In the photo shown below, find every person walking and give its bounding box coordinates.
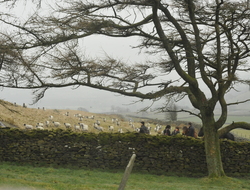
[187,122,195,137]
[172,126,180,136]
[163,125,171,136]
[139,121,149,134]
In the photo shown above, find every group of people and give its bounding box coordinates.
[163,125,180,136]
[139,121,195,137]
[163,122,195,137]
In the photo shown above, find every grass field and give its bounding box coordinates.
[0,101,250,189]
[1,99,250,139]
[0,162,250,190]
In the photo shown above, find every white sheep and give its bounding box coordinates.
[78,122,85,129]
[118,128,123,133]
[36,126,44,130]
[147,126,151,134]
[48,115,53,120]
[37,122,44,127]
[82,124,88,131]
[154,124,162,132]
[24,124,33,130]
[45,120,50,127]
[89,115,95,119]
[108,126,114,131]
[53,121,61,127]
[135,128,140,132]
[64,123,71,129]
[79,123,88,131]
[74,113,82,118]
[129,120,133,126]
[93,123,99,128]
[74,125,81,131]
[94,125,103,132]
[96,120,101,125]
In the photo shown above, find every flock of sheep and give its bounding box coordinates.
[22,110,164,135]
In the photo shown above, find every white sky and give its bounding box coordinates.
[0,1,250,114]
[0,34,153,112]
[0,1,154,113]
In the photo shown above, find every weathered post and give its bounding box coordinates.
[118,153,136,190]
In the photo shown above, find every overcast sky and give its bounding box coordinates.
[1,1,250,114]
[0,32,156,112]
[0,2,156,112]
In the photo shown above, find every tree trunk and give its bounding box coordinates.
[203,118,226,178]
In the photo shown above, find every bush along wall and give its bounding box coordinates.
[0,128,249,176]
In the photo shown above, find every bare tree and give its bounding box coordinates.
[1,0,250,177]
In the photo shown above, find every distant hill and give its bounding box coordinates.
[0,100,167,134]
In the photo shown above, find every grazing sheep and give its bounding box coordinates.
[78,122,84,128]
[82,124,88,131]
[147,126,152,134]
[74,113,82,118]
[37,122,44,127]
[118,128,123,133]
[89,115,95,119]
[45,120,50,127]
[108,125,114,131]
[94,125,103,132]
[78,123,88,131]
[24,124,33,130]
[36,126,44,130]
[129,120,133,126]
[103,118,106,122]
[74,125,81,131]
[154,124,162,132]
[53,121,61,127]
[93,123,99,128]
[64,123,71,129]
[96,120,101,125]
[49,115,53,120]
[135,128,140,132]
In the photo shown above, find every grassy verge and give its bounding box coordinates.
[0,162,250,190]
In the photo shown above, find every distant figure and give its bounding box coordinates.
[187,122,195,137]
[139,121,149,134]
[172,126,180,136]
[163,125,171,136]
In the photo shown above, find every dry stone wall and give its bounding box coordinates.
[0,128,249,176]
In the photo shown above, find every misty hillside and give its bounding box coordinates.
[0,100,170,135]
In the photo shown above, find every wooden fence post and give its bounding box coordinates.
[118,153,136,190]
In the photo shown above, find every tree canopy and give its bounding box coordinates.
[1,0,250,178]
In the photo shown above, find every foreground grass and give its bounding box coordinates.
[0,163,250,190]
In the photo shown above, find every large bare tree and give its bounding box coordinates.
[1,0,250,177]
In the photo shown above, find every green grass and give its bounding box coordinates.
[0,162,250,190]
